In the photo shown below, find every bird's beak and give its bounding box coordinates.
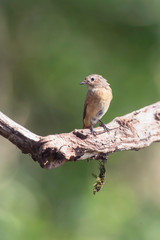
[80,81,85,85]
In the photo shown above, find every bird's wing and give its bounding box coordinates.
[83,102,87,121]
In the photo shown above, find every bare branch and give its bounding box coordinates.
[0,102,160,169]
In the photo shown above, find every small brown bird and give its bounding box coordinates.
[80,74,113,135]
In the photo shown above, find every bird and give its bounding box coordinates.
[80,74,113,135]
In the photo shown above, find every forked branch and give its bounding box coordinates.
[0,102,160,169]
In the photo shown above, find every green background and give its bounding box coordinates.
[0,0,160,239]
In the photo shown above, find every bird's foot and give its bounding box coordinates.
[90,125,97,136]
[99,120,110,132]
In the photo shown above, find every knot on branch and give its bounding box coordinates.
[35,138,68,169]
[73,129,88,140]
[39,147,66,169]
[155,111,160,121]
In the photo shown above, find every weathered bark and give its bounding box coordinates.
[0,102,160,169]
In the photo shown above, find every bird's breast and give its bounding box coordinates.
[90,87,112,105]
[86,87,112,119]
[83,86,113,128]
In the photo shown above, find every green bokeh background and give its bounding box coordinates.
[0,0,160,239]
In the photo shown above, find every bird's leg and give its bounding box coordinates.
[90,120,96,136]
[99,120,110,132]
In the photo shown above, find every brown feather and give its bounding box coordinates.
[81,74,113,130]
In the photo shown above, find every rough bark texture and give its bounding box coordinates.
[0,101,160,169]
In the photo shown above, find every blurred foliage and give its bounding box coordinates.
[0,0,160,239]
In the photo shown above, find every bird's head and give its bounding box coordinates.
[80,74,109,89]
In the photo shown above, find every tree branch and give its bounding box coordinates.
[0,102,160,169]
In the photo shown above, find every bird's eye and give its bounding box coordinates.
[91,77,95,81]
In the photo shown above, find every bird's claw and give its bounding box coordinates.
[90,126,97,136]
[99,120,110,132]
